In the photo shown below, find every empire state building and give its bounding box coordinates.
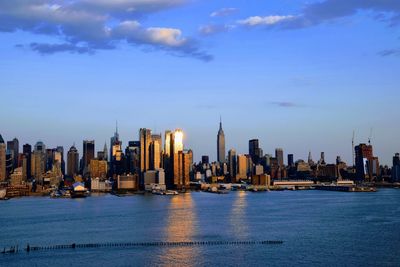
[217,118,225,163]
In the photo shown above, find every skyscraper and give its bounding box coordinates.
[171,129,186,189]
[150,134,162,170]
[67,145,79,177]
[110,126,123,177]
[56,146,65,175]
[31,141,46,182]
[355,143,376,181]
[23,144,32,179]
[0,134,6,181]
[217,118,225,163]
[140,128,152,174]
[164,130,172,157]
[288,154,294,167]
[110,123,121,162]
[7,137,19,169]
[249,139,262,164]
[103,142,108,162]
[82,140,95,173]
[228,149,237,181]
[237,154,247,180]
[275,148,284,167]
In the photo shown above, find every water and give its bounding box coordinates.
[1,189,399,266]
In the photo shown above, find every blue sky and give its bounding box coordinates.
[0,0,400,165]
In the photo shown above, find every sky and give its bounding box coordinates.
[0,0,400,165]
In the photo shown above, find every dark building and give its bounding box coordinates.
[288,154,294,167]
[392,153,400,182]
[355,143,374,181]
[82,140,95,173]
[7,137,19,169]
[249,139,262,165]
[201,155,209,165]
[23,144,32,179]
[67,145,79,177]
[126,141,140,175]
[228,149,237,180]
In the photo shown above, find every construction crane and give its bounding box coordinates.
[352,130,355,167]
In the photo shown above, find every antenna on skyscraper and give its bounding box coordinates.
[368,128,373,145]
[116,120,118,134]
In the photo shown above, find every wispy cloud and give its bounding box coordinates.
[270,101,304,108]
[210,7,238,18]
[0,0,212,61]
[237,0,400,29]
[238,15,295,26]
[198,24,233,36]
[378,48,400,57]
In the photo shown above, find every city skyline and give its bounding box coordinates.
[0,122,394,166]
[1,0,400,165]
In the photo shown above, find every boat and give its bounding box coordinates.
[165,190,179,195]
[0,188,7,200]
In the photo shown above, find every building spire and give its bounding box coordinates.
[116,120,118,134]
[219,115,222,130]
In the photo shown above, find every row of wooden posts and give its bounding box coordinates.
[2,240,283,254]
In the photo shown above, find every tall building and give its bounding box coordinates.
[275,148,284,167]
[392,153,400,182]
[7,137,19,169]
[140,128,152,173]
[90,159,108,179]
[164,130,172,157]
[170,129,187,189]
[217,118,225,163]
[355,143,374,181]
[56,146,65,175]
[288,154,294,167]
[110,126,123,177]
[126,141,140,174]
[249,139,262,165]
[237,154,247,180]
[23,144,32,180]
[201,155,209,165]
[103,142,108,162]
[173,149,192,189]
[110,122,120,161]
[150,134,162,170]
[82,140,95,173]
[31,141,46,183]
[228,149,237,181]
[0,134,6,181]
[319,152,326,165]
[67,145,79,177]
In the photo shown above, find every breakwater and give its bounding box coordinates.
[1,240,283,254]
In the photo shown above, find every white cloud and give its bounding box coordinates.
[198,24,233,36]
[237,15,295,26]
[210,7,238,17]
[0,0,212,61]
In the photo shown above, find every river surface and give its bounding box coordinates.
[1,189,399,266]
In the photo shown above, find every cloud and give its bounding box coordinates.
[0,0,212,61]
[237,0,400,29]
[238,15,295,26]
[29,43,95,54]
[378,48,400,57]
[198,24,233,36]
[270,101,303,108]
[210,7,238,18]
